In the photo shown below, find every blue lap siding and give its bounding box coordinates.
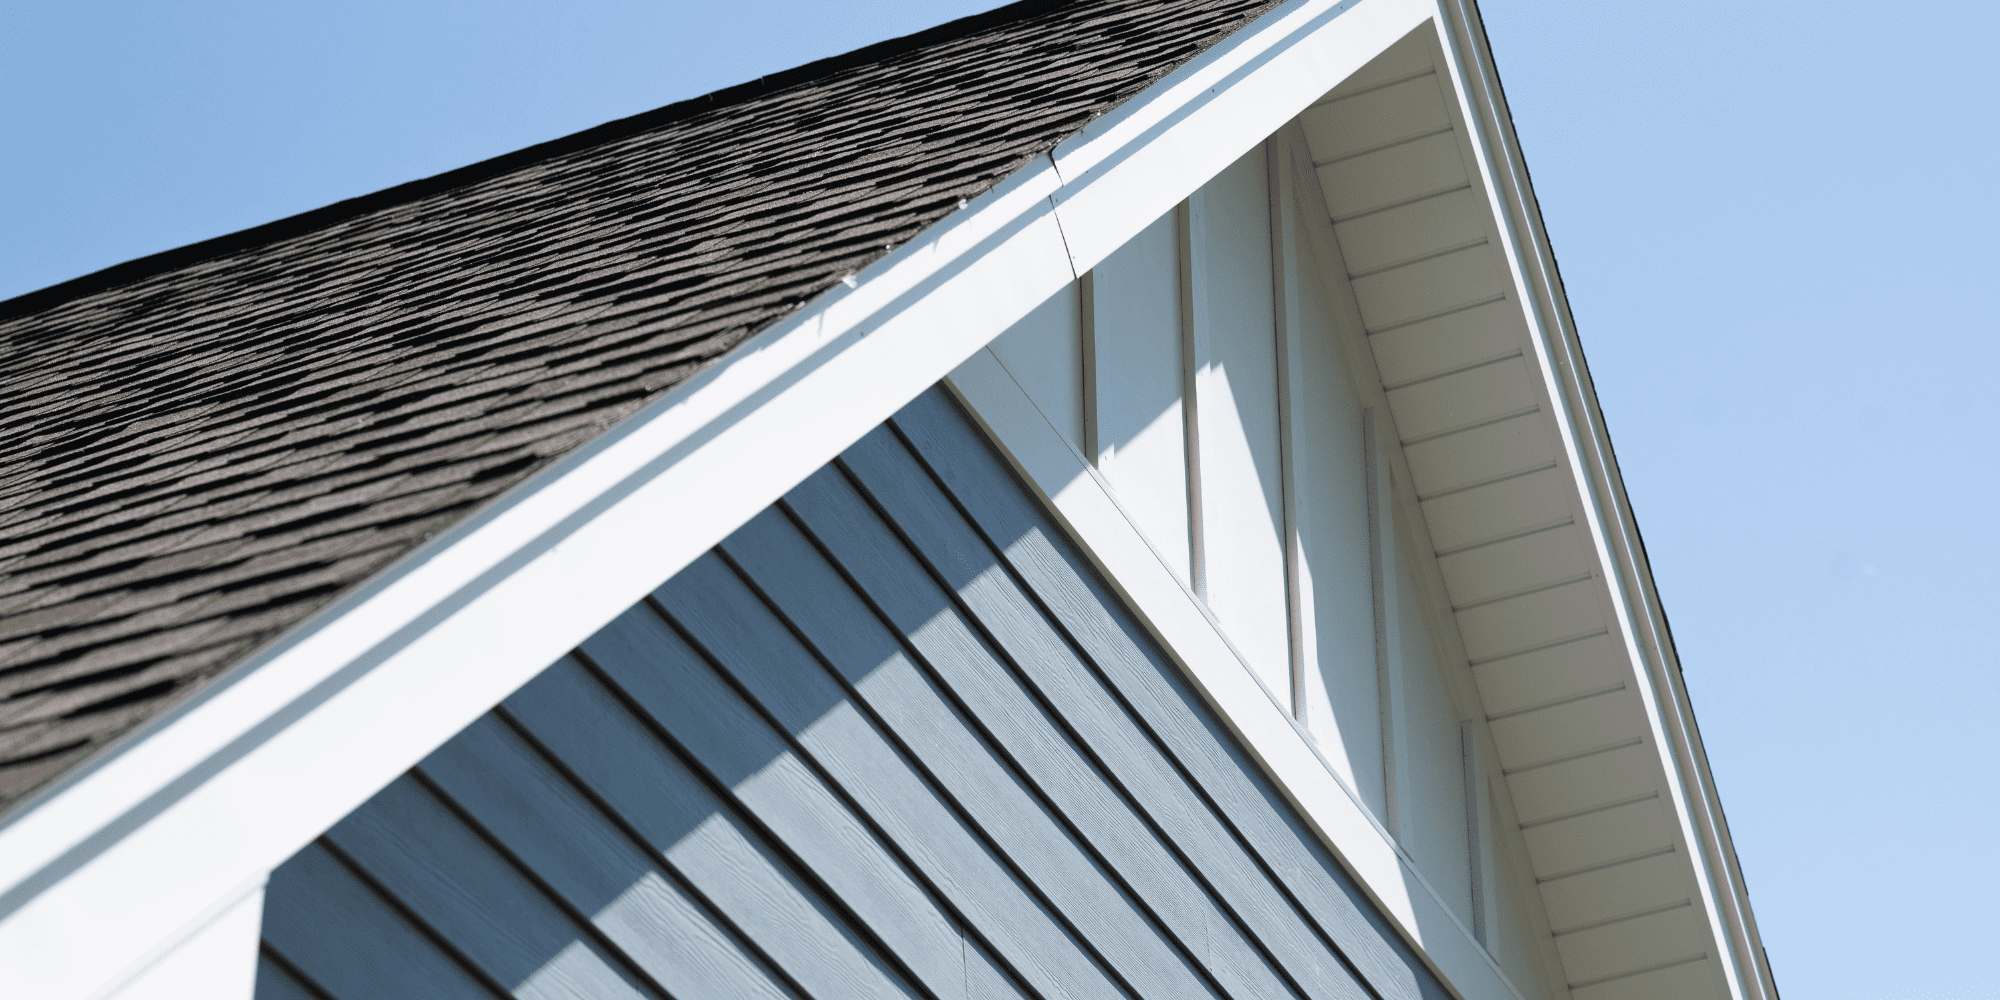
[257,387,1450,1000]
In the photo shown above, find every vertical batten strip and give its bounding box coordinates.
[1079,270,1100,466]
[1365,407,1409,843]
[1177,199,1208,601]
[1267,134,1310,723]
[1458,721,1487,948]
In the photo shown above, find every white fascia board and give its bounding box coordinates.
[0,1,1452,996]
[948,349,1529,1000]
[1422,2,1777,998]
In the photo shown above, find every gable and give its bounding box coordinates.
[0,4,1773,1000]
[0,0,1285,813]
[255,387,1454,1000]
[958,20,1776,1000]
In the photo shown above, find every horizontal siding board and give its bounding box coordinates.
[1366,300,1522,388]
[596,595,1119,1000]
[722,508,1296,1000]
[662,552,1146,1000]
[888,388,1448,1000]
[1537,852,1690,934]
[504,657,918,1000]
[1384,358,1538,446]
[254,956,322,1000]
[1554,905,1707,987]
[263,842,498,1000]
[808,435,1348,1000]
[764,468,1229,1000]
[1332,188,1490,277]
[416,716,797,1000]
[1418,466,1574,553]
[818,431,1373,1000]
[603,572,979,1000]
[323,776,655,1000]
[1315,133,1469,221]
[587,590,1102,1000]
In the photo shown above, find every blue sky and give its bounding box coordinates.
[5,2,1995,997]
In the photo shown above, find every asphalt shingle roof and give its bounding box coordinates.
[0,0,1285,813]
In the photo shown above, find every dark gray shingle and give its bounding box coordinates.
[0,0,1283,812]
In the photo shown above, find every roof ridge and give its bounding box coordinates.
[0,0,1072,324]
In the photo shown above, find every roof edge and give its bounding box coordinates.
[0,2,1484,996]
[0,0,1071,324]
[1433,1,1779,997]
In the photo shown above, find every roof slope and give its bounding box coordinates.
[0,0,1280,812]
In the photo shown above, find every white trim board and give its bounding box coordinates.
[0,1,1435,996]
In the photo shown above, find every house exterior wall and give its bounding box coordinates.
[982,128,1567,1000]
[255,388,1453,1000]
[1,11,1768,1000]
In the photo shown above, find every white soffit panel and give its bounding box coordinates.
[1300,11,1776,1000]
[0,1,1446,997]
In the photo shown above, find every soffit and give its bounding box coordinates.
[1301,27,1743,1000]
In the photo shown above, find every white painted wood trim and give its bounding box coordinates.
[0,2,1448,996]
[1419,2,1777,997]
[948,347,1531,1000]
[101,878,263,1000]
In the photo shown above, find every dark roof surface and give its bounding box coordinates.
[0,0,1283,813]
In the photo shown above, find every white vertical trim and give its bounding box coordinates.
[1269,134,1311,722]
[1458,721,1488,949]
[1079,269,1101,465]
[1366,407,1411,845]
[1177,198,1210,602]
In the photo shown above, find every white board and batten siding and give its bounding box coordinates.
[978,22,1767,1000]
[978,131,1566,999]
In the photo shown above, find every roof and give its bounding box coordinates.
[0,0,1284,813]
